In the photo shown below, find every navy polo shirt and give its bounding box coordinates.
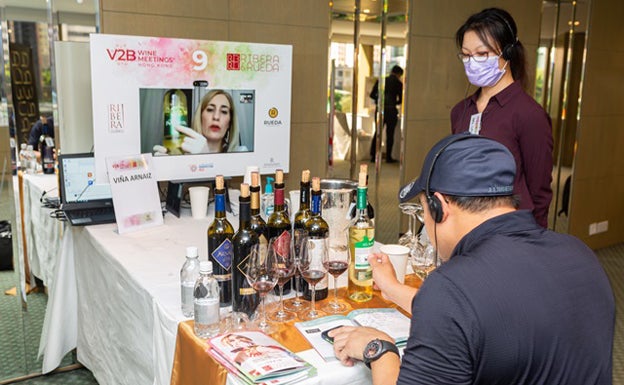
[397,210,614,385]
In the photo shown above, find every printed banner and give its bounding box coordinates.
[90,34,292,182]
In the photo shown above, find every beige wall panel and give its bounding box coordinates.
[574,116,624,180]
[229,0,329,28]
[100,0,227,20]
[410,0,542,44]
[401,118,450,183]
[406,36,466,121]
[569,177,624,248]
[585,0,624,52]
[579,48,624,117]
[285,122,328,191]
[101,12,229,40]
[228,22,329,125]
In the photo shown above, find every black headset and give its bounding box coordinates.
[425,135,480,223]
[494,11,518,61]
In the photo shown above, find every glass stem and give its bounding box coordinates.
[260,294,267,327]
[279,285,285,314]
[294,275,301,303]
[332,277,339,303]
[310,285,316,315]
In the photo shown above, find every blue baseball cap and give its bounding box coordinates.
[398,134,516,202]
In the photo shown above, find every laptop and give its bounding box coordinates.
[58,153,116,226]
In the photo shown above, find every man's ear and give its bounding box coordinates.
[434,192,450,223]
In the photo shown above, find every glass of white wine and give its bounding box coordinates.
[410,240,437,282]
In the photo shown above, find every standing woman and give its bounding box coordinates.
[451,8,553,228]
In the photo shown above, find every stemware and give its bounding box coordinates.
[283,229,310,312]
[321,241,351,314]
[398,203,416,247]
[299,237,328,321]
[245,244,278,333]
[266,236,297,322]
[411,233,437,281]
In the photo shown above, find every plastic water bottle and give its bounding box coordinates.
[180,246,200,317]
[26,145,36,173]
[19,143,27,171]
[194,261,220,338]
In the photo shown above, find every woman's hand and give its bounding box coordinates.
[176,125,209,154]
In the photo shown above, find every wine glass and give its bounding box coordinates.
[321,241,351,314]
[398,203,416,247]
[299,237,328,321]
[410,234,437,281]
[284,229,310,312]
[246,244,278,333]
[266,236,297,322]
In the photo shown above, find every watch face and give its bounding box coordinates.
[364,340,382,360]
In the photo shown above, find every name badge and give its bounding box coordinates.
[469,113,482,135]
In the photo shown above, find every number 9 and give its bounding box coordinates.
[192,50,207,71]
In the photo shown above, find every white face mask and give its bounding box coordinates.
[463,55,507,88]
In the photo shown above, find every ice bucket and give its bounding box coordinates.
[320,179,358,257]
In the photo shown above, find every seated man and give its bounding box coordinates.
[330,134,614,385]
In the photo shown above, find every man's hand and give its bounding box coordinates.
[176,125,209,154]
[329,326,393,367]
[369,253,417,313]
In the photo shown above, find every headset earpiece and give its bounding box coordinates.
[427,194,443,223]
[495,11,517,61]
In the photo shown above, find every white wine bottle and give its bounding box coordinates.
[347,165,374,302]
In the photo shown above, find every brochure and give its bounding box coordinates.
[295,308,410,361]
[208,331,316,384]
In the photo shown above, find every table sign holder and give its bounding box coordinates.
[106,153,163,234]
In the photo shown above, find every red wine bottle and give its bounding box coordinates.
[303,177,329,301]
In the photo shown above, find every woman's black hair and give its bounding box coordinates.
[455,8,528,88]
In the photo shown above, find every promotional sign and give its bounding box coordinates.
[106,154,163,234]
[9,43,40,145]
[90,34,292,183]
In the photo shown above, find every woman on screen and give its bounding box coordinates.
[176,89,247,154]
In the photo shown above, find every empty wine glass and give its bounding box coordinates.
[284,229,310,312]
[299,237,328,321]
[266,236,296,322]
[246,244,278,333]
[398,203,416,247]
[321,240,351,314]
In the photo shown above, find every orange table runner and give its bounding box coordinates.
[170,276,421,385]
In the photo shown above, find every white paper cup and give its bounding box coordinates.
[380,244,410,284]
[189,186,210,219]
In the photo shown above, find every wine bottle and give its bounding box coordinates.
[303,177,329,301]
[347,165,374,302]
[267,169,292,294]
[293,170,311,231]
[250,172,269,247]
[163,89,188,155]
[39,124,55,175]
[232,183,260,318]
[207,175,234,307]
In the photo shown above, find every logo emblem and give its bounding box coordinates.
[227,53,240,70]
[268,107,279,118]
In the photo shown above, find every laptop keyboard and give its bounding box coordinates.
[66,207,115,225]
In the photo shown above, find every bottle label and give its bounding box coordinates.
[240,287,256,295]
[354,235,374,269]
[311,194,322,214]
[194,298,219,324]
[215,193,225,213]
[273,230,291,258]
[275,188,284,205]
[356,187,368,210]
[212,239,233,271]
[236,251,252,280]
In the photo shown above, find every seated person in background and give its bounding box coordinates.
[178,89,247,154]
[26,115,55,161]
[330,133,614,385]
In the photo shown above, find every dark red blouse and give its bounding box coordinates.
[451,81,553,227]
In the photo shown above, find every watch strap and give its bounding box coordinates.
[363,339,400,368]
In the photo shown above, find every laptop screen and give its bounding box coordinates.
[59,154,113,204]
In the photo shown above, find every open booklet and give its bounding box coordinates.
[295,308,411,361]
[208,331,316,385]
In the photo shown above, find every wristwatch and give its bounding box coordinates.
[362,339,400,368]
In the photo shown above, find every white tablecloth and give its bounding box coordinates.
[41,203,375,384]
